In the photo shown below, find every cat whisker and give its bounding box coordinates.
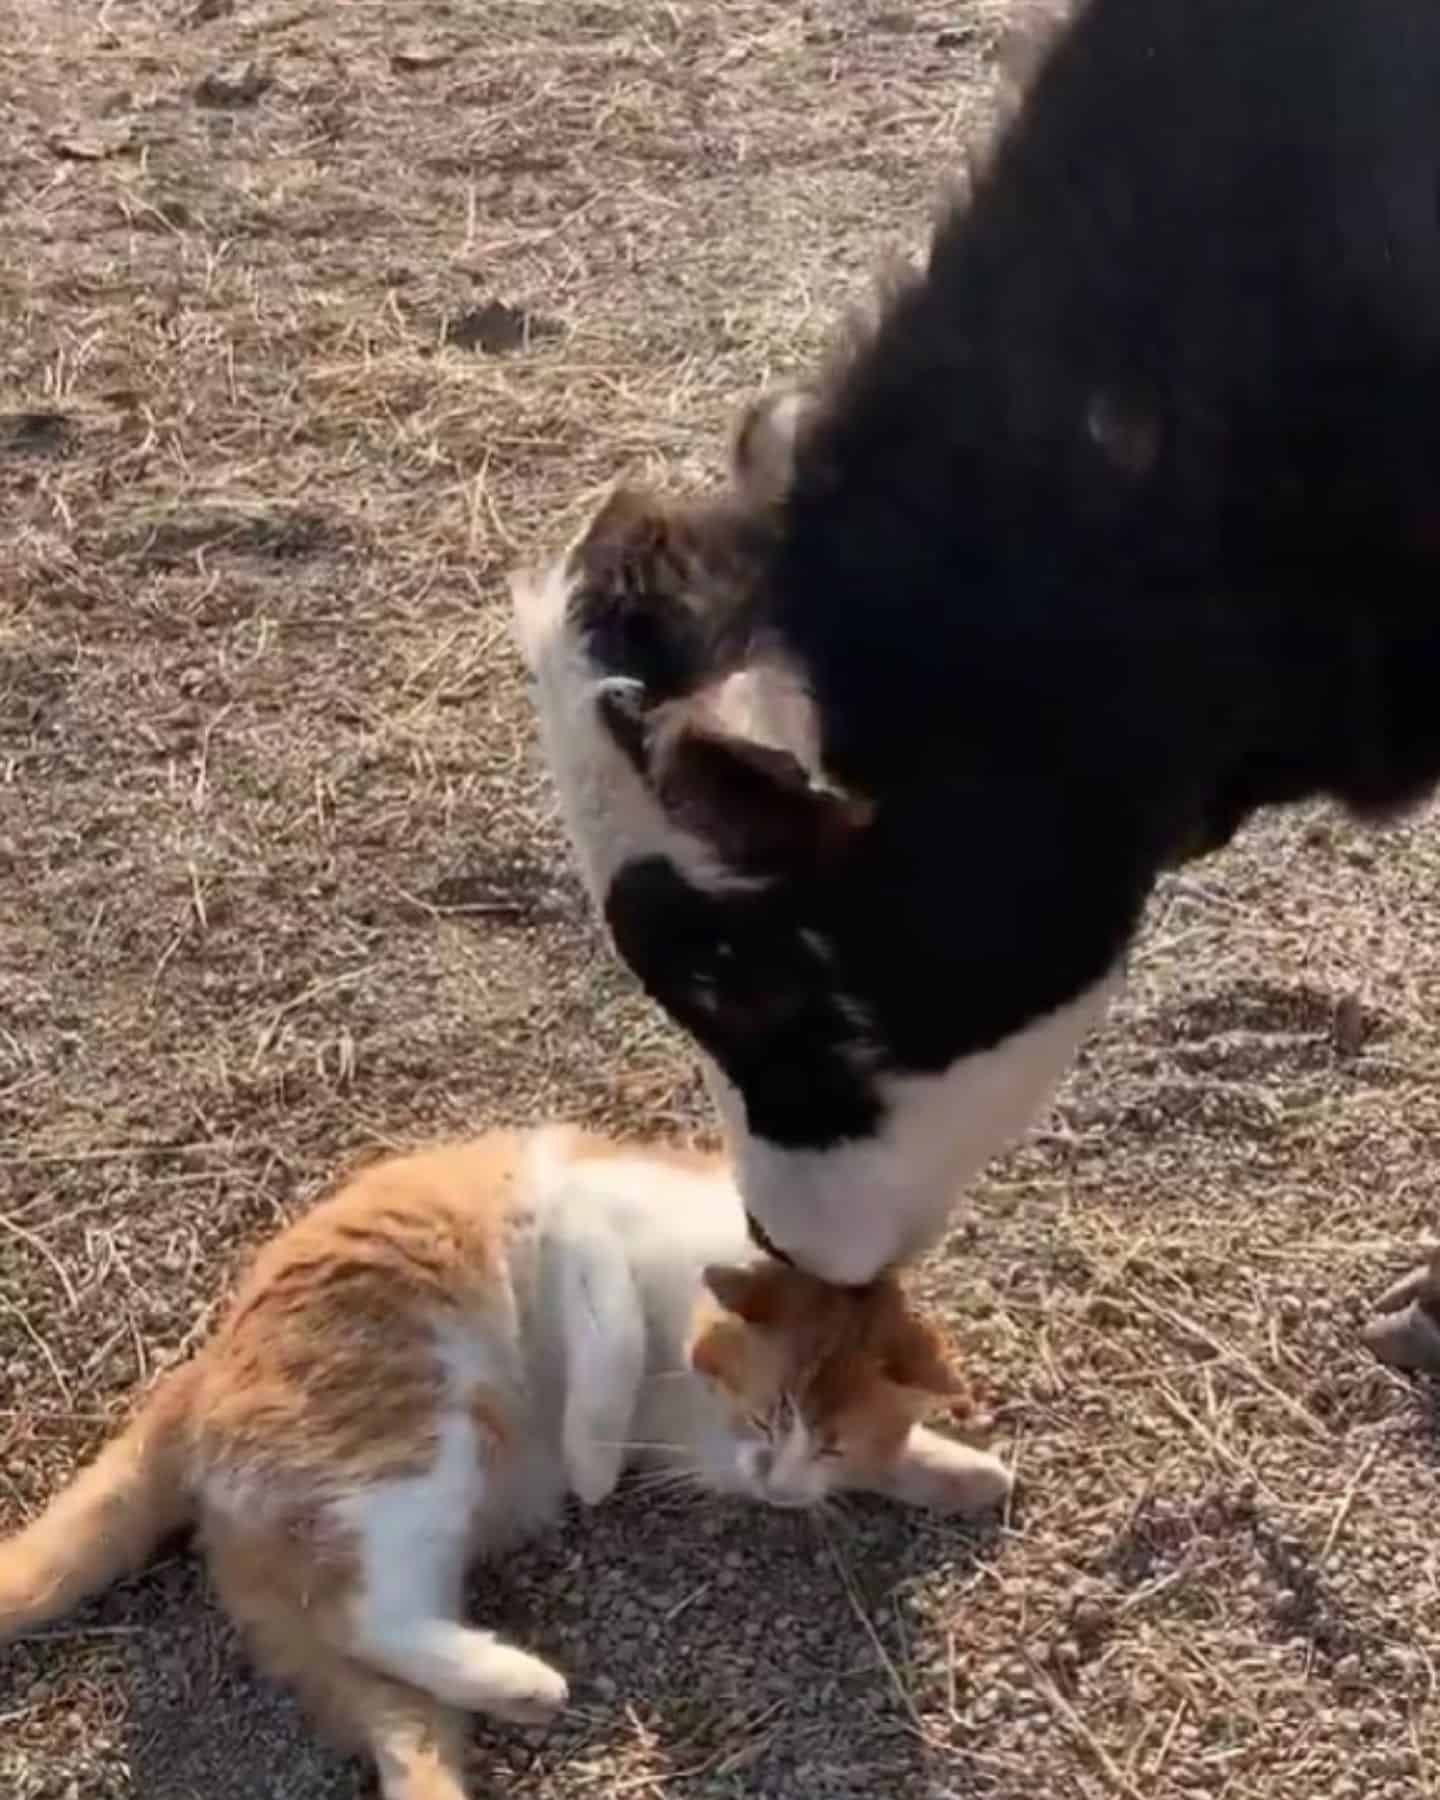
[625,1487,701,1513]
[626,1465,705,1496]
[627,1460,700,1484]
[593,1439,692,1453]
[816,1495,857,1528]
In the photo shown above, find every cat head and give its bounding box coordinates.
[687,1259,970,1509]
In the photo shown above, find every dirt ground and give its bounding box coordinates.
[5,2,1440,1796]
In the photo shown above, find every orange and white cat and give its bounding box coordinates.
[0,1125,1009,1800]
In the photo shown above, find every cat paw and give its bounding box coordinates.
[888,1430,1014,1519]
[925,1448,1013,1519]
[471,1645,569,1726]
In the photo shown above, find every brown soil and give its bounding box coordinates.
[3,3,1439,1797]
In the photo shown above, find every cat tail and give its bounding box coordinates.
[0,1360,199,1639]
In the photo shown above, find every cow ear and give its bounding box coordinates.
[650,662,874,875]
[569,486,712,642]
[509,484,691,677]
[557,484,726,703]
[571,486,681,587]
[994,0,1076,112]
[731,388,818,502]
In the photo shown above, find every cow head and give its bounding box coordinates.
[511,390,1126,1284]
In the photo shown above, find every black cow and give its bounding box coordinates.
[511,0,1440,1360]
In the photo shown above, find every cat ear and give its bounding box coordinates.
[731,387,819,501]
[688,1317,748,1386]
[572,485,680,586]
[882,1315,970,1415]
[702,1262,785,1325]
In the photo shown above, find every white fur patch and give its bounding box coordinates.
[553,1211,646,1505]
[338,1328,489,1670]
[508,549,577,677]
[709,968,1120,1285]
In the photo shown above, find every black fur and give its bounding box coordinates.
[585,0,1440,1164]
[777,0,1440,829]
[603,856,882,1147]
[747,0,1440,1058]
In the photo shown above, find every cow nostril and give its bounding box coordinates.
[751,1446,774,1482]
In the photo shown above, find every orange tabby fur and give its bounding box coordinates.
[0,1125,1006,1800]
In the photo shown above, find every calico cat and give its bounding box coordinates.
[0,1125,1010,1800]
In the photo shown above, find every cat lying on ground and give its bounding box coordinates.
[0,1124,1010,1800]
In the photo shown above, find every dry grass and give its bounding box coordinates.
[3,2,1440,1797]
